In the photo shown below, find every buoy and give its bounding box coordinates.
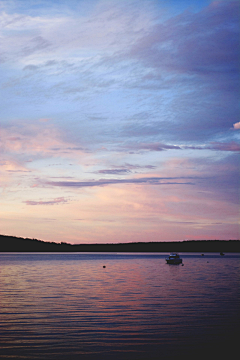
[103,265,106,268]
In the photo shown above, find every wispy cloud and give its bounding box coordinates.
[44,176,196,188]
[24,197,68,206]
[95,163,157,174]
[122,141,240,153]
[207,142,240,152]
[96,169,131,175]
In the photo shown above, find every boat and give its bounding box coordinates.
[166,253,182,265]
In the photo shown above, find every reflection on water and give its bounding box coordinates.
[0,253,239,359]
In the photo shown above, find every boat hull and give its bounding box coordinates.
[166,259,182,265]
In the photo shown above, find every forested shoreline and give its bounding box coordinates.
[0,235,239,252]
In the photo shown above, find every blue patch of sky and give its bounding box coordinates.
[1,0,99,17]
[155,0,212,14]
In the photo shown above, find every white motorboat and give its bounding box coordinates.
[166,253,182,265]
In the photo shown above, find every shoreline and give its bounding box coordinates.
[1,235,239,253]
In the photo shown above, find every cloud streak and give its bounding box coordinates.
[44,176,195,188]
[122,141,240,153]
[24,197,68,206]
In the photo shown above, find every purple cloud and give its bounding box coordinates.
[185,153,239,204]
[24,197,68,205]
[23,64,39,71]
[44,177,195,188]
[122,142,240,153]
[134,143,182,151]
[22,36,52,56]
[183,141,240,152]
[121,142,182,152]
[128,1,239,77]
[208,142,240,152]
[94,164,157,175]
[119,1,239,142]
[7,169,31,173]
[97,169,131,175]
[124,164,156,170]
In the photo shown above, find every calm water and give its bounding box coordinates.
[0,253,239,360]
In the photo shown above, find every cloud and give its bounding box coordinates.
[125,142,182,152]
[22,35,52,56]
[0,122,90,162]
[122,141,240,153]
[0,123,62,155]
[117,1,239,142]
[1,0,238,146]
[44,176,195,188]
[0,159,30,173]
[97,169,131,175]
[0,1,150,67]
[182,141,240,152]
[199,154,240,205]
[23,64,39,71]
[128,1,239,77]
[162,153,240,205]
[233,122,240,130]
[0,1,238,243]
[95,163,157,174]
[24,197,68,205]
[124,163,156,170]
[7,169,31,173]
[208,141,240,152]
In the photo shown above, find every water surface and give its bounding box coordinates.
[0,253,239,359]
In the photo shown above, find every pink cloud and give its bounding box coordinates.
[0,159,27,170]
[0,124,61,154]
[0,123,89,160]
[233,122,240,130]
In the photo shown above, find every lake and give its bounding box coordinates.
[0,253,239,360]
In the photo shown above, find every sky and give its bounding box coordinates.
[0,0,239,244]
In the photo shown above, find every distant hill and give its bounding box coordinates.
[0,235,239,252]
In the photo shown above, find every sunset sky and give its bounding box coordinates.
[0,0,239,244]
